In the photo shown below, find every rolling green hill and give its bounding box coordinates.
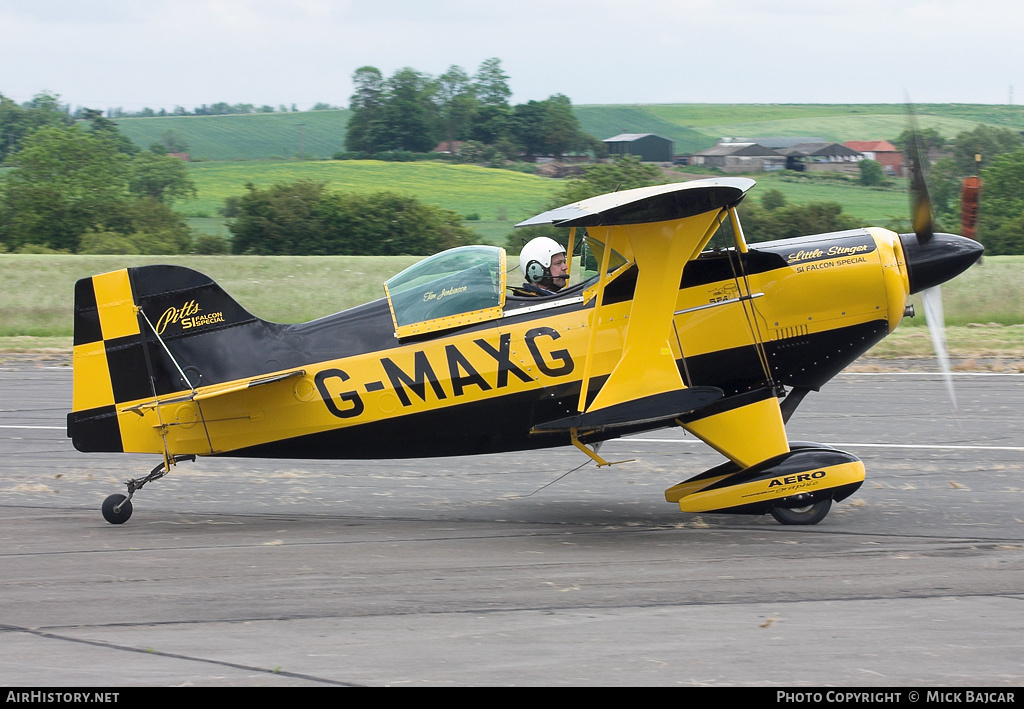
[112,109,351,161]
[179,159,560,246]
[109,103,1024,162]
[98,102,1024,245]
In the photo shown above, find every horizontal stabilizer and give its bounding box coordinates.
[119,369,307,416]
[532,386,723,433]
[516,178,754,228]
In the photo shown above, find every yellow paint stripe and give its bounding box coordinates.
[71,340,115,411]
[92,270,140,341]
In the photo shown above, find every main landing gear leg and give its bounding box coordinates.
[101,454,196,524]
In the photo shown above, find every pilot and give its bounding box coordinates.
[517,236,569,296]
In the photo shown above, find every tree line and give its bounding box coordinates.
[343,58,603,162]
[0,91,481,256]
[107,102,316,118]
[0,107,202,255]
[892,124,1024,255]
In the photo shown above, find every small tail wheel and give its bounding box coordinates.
[102,494,133,525]
[770,498,831,525]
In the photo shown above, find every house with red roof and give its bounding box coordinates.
[844,140,904,176]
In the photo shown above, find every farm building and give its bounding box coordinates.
[742,137,828,150]
[603,133,674,162]
[781,142,864,173]
[844,140,904,176]
[690,142,786,173]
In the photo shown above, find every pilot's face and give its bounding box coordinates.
[549,252,568,285]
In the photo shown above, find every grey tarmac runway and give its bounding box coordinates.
[1,362,1022,687]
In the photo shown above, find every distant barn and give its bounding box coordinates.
[603,133,674,162]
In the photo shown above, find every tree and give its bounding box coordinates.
[922,156,961,218]
[81,108,138,155]
[129,152,197,204]
[538,94,586,160]
[345,66,441,153]
[468,59,512,146]
[378,67,439,152]
[739,201,858,244]
[892,126,944,154]
[228,181,328,255]
[468,103,511,145]
[760,189,787,210]
[0,123,191,253]
[157,129,190,154]
[345,66,385,153]
[0,124,130,251]
[228,181,474,255]
[509,100,547,159]
[474,58,512,109]
[975,149,1024,255]
[0,91,74,162]
[510,94,591,161]
[951,125,1024,175]
[858,159,884,186]
[903,126,1024,254]
[435,65,477,153]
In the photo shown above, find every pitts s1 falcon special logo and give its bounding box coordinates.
[786,234,877,273]
[155,299,226,335]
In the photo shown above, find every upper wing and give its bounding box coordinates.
[516,178,754,228]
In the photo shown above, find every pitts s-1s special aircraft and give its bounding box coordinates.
[68,170,982,526]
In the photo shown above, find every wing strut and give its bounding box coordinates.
[724,208,778,392]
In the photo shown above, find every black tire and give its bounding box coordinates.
[102,494,133,525]
[770,498,831,525]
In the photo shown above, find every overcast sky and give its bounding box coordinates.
[2,0,1021,112]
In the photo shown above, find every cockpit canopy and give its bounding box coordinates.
[384,245,507,338]
[383,234,632,339]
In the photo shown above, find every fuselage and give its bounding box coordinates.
[69,223,981,462]
[156,228,908,459]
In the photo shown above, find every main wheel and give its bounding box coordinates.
[102,494,133,525]
[770,498,831,525]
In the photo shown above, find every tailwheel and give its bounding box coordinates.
[770,498,831,525]
[100,454,196,525]
[101,494,133,525]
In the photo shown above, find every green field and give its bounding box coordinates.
[641,103,1007,144]
[176,159,912,244]
[110,102,1024,162]
[180,159,557,223]
[112,109,352,161]
[745,172,911,226]
[3,255,1022,365]
[177,159,559,247]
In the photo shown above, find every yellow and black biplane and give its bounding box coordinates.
[68,173,982,526]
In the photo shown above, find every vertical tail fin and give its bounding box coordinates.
[67,265,262,453]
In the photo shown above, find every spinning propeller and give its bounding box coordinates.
[898,105,984,418]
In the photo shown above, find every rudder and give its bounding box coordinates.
[67,265,261,453]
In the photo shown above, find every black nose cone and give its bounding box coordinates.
[899,232,984,294]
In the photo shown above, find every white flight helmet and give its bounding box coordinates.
[520,236,566,284]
